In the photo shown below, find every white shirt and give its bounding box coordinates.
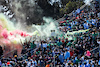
[98,12,100,17]
[65,63,68,67]
[27,61,31,66]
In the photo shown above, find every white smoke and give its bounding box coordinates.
[84,0,92,5]
[49,0,61,7]
[32,17,61,38]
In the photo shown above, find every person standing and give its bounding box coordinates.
[0,46,3,58]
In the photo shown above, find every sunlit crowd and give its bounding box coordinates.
[0,7,100,67]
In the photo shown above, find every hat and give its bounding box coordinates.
[7,61,10,65]
[14,55,17,57]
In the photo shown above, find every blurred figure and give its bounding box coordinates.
[0,46,3,58]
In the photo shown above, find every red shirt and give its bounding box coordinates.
[70,51,74,56]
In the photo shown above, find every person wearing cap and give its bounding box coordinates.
[6,61,13,67]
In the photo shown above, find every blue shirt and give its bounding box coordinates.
[65,51,70,60]
[98,60,100,65]
[59,54,64,63]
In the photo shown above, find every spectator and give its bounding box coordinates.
[0,46,3,58]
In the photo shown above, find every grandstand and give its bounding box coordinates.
[0,0,100,67]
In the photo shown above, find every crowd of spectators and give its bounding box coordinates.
[0,8,100,67]
[59,9,100,33]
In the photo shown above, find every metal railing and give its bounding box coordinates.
[83,46,99,57]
